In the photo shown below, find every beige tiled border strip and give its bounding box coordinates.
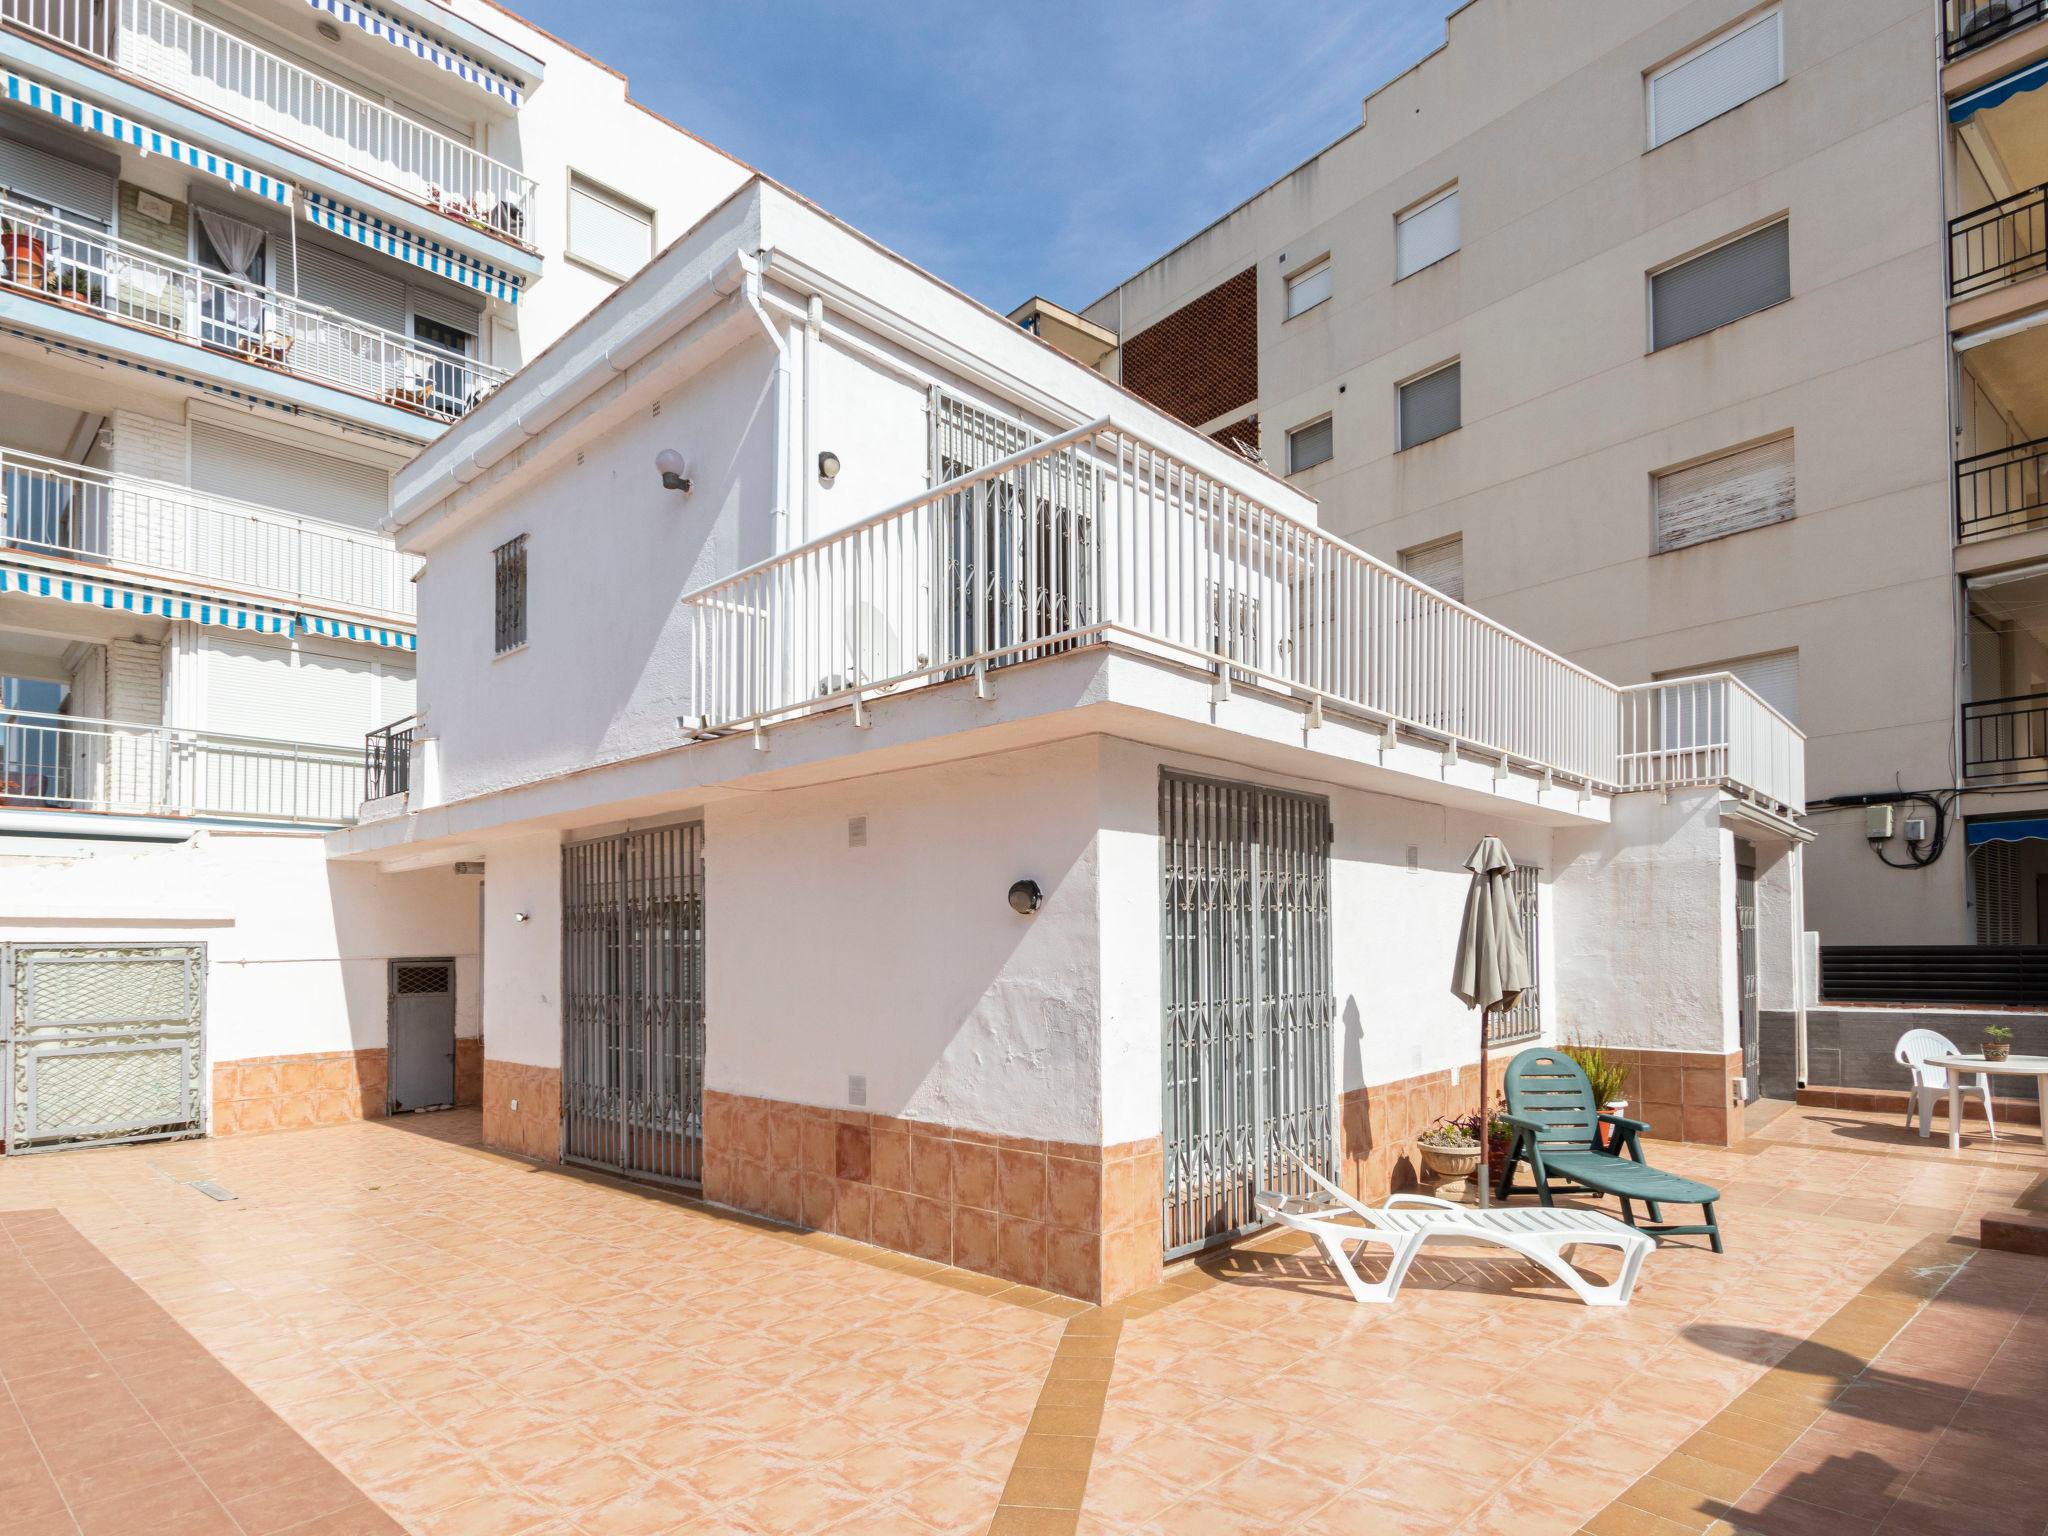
[1578,1232,1971,1536]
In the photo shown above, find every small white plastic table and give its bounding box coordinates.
[1930,1053,2048,1151]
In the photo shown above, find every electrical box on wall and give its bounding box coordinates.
[1903,817,1930,843]
[1865,805,1895,840]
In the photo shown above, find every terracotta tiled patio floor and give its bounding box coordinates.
[0,1105,2042,1535]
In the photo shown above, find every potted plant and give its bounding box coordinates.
[1417,1116,1483,1180]
[47,263,101,313]
[1,216,46,291]
[1984,1024,2013,1063]
[1565,1044,1632,1145]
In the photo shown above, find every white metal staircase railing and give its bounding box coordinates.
[680,417,1806,814]
[0,446,418,618]
[1,707,360,824]
[0,0,537,243]
[0,193,508,419]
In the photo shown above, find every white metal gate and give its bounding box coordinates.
[1160,774,1334,1258]
[2,944,206,1154]
[561,823,705,1186]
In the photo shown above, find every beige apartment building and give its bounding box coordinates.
[1017,0,2048,1005]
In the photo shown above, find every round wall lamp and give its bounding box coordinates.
[1007,879,1042,916]
[818,450,842,482]
[512,911,531,923]
[655,449,692,493]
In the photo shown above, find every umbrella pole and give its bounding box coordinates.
[1477,1008,1491,1208]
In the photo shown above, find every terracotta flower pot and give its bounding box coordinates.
[1985,1040,2011,1063]
[1419,1143,1481,1180]
[1601,1099,1629,1146]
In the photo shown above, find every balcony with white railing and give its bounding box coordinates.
[0,193,508,420]
[0,447,418,618]
[1,707,359,824]
[0,0,537,245]
[680,420,1807,816]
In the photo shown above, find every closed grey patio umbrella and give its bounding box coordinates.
[1452,836,1531,1208]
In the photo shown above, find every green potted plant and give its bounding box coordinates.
[1984,1023,2013,1063]
[46,262,101,312]
[1417,1116,1482,1180]
[1,215,46,291]
[1565,1044,1632,1144]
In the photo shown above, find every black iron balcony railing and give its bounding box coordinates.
[363,714,416,802]
[1957,435,2048,541]
[1945,0,2046,60]
[1964,692,2048,781]
[1950,185,2048,300]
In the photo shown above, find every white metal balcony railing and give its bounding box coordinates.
[1,707,359,824]
[681,419,1806,815]
[0,193,508,418]
[0,0,537,242]
[0,446,418,617]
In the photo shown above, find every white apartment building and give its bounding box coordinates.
[1035,0,2048,1023]
[0,0,745,1152]
[329,174,1808,1302]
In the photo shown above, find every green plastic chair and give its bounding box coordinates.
[1497,1047,1723,1253]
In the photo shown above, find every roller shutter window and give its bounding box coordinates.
[1401,535,1465,603]
[1287,416,1334,474]
[1651,220,1789,351]
[189,421,390,530]
[0,134,114,224]
[1398,362,1461,450]
[1974,841,2021,946]
[1648,8,1783,149]
[1654,436,1794,552]
[1284,259,1330,319]
[1394,187,1460,280]
[201,634,393,747]
[410,282,481,341]
[567,174,653,280]
[1727,650,1799,725]
[294,240,407,333]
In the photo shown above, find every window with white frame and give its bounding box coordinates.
[1285,258,1331,319]
[1398,362,1461,450]
[1654,435,1794,552]
[1400,534,1465,603]
[1647,8,1783,149]
[1650,220,1789,351]
[1287,416,1334,473]
[566,173,654,280]
[1394,186,1460,280]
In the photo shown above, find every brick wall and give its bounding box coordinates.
[108,409,186,483]
[1122,267,1257,429]
[1211,415,1259,459]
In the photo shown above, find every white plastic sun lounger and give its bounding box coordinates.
[1255,1156,1653,1307]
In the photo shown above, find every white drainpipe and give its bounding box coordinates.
[801,294,822,546]
[735,251,793,553]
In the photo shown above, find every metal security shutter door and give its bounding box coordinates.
[1399,364,1461,450]
[1652,222,1790,350]
[1728,650,1800,726]
[1655,437,1795,552]
[0,134,115,223]
[190,422,390,530]
[388,959,455,1113]
[562,823,705,1185]
[3,944,206,1153]
[567,177,652,278]
[1161,775,1334,1258]
[1649,10,1782,148]
[1395,188,1460,279]
[1402,535,1465,602]
[1492,865,1542,1044]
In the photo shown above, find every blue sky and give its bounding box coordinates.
[512,1,1464,313]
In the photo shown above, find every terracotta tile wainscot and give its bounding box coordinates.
[212,1040,485,1137]
[701,1090,1163,1304]
[482,1059,562,1162]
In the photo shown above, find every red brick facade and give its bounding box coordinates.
[1210,414,1259,459]
[1122,267,1257,429]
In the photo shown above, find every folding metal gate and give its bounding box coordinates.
[561,823,706,1185]
[1160,775,1334,1258]
[2,944,206,1154]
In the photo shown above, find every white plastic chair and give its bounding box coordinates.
[1896,1028,1996,1141]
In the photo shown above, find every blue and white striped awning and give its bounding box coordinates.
[1951,59,2048,123]
[0,563,292,633]
[303,192,522,304]
[296,613,416,651]
[305,0,526,107]
[2,71,293,206]
[1968,817,2048,846]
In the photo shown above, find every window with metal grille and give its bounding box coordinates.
[493,534,527,654]
[1655,436,1794,552]
[1491,864,1543,1042]
[393,962,451,995]
[1401,534,1465,603]
[1288,416,1334,473]
[1285,259,1330,319]
[1651,221,1790,351]
[1647,9,1782,150]
[1398,363,1461,450]
[1395,186,1460,280]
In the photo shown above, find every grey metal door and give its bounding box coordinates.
[2,944,205,1153]
[387,959,455,1113]
[1737,844,1759,1102]
[1161,774,1334,1258]
[562,822,705,1186]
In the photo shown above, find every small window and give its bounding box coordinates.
[566,173,653,280]
[1401,535,1465,603]
[1398,362,1461,451]
[1648,8,1783,149]
[1395,186,1460,281]
[493,534,527,654]
[1285,259,1331,319]
[1650,220,1789,351]
[1287,416,1334,474]
[1654,436,1794,553]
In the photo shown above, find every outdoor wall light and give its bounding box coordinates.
[1007,879,1042,916]
[512,911,531,923]
[818,450,842,482]
[655,449,692,493]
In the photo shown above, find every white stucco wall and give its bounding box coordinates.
[474,829,562,1069]
[0,829,479,1064]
